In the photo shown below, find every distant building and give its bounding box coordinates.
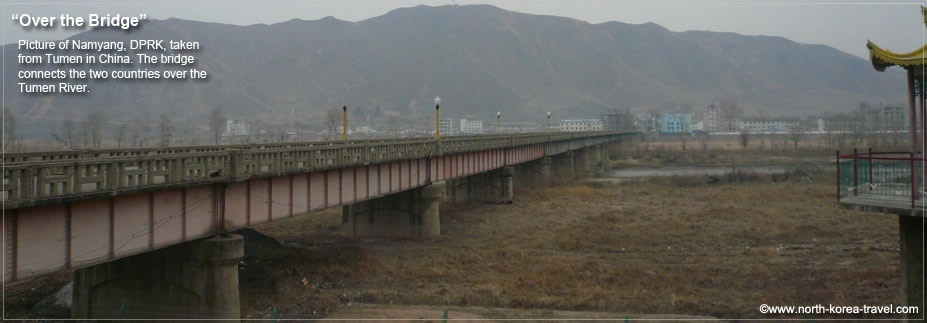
[225,120,250,136]
[703,103,722,132]
[439,118,457,136]
[498,121,541,133]
[881,105,907,131]
[601,111,633,131]
[658,113,691,134]
[739,118,799,133]
[634,112,659,132]
[691,120,704,131]
[459,119,483,134]
[559,119,604,132]
[820,115,856,133]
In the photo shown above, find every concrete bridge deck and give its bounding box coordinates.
[2,131,633,284]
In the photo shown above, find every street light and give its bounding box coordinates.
[342,105,347,141]
[547,111,551,135]
[496,111,501,134]
[435,96,441,140]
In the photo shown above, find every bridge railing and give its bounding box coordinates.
[2,131,630,209]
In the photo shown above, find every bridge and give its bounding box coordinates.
[2,131,634,319]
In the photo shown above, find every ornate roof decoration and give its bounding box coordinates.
[867,6,926,73]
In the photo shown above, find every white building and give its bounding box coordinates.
[225,120,250,136]
[498,122,541,133]
[558,119,604,132]
[459,119,483,134]
[703,103,722,132]
[739,119,799,133]
[439,118,457,136]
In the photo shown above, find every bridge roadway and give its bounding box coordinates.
[1,131,632,318]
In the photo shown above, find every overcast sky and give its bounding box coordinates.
[2,0,924,58]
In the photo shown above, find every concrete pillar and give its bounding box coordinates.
[73,234,244,320]
[599,145,609,172]
[343,181,445,238]
[443,168,513,204]
[899,215,925,320]
[539,156,552,185]
[421,183,443,237]
[553,151,575,183]
[500,166,514,204]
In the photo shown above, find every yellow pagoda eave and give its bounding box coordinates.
[867,41,927,72]
[867,6,926,75]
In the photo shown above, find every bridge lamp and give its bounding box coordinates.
[497,111,501,134]
[342,105,348,141]
[435,96,441,140]
[547,112,551,135]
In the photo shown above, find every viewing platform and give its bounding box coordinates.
[836,150,925,217]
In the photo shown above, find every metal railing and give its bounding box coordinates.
[1,131,632,209]
[837,149,924,208]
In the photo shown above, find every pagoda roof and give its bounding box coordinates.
[867,6,926,75]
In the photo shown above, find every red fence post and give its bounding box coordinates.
[853,148,858,196]
[868,148,873,192]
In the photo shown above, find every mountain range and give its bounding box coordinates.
[3,4,907,131]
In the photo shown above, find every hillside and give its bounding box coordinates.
[3,4,906,130]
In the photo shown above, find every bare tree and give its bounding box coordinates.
[325,108,339,140]
[128,117,141,148]
[116,124,128,148]
[208,107,226,145]
[86,110,107,148]
[127,111,152,148]
[788,123,805,149]
[739,128,750,150]
[159,114,174,147]
[720,99,742,132]
[4,108,17,152]
[697,132,710,150]
[63,117,75,149]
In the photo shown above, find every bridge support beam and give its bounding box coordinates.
[444,167,514,204]
[519,156,553,186]
[575,148,590,175]
[342,181,445,238]
[900,215,925,320]
[72,234,244,320]
[599,145,609,172]
[552,151,575,183]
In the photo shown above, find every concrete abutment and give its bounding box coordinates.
[72,234,244,320]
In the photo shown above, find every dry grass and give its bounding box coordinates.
[246,175,901,319]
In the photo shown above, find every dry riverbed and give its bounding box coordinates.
[243,173,901,320]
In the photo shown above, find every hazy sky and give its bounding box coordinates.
[2,0,924,58]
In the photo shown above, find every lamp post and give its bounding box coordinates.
[435,96,441,140]
[342,105,348,141]
[496,111,501,134]
[547,112,551,135]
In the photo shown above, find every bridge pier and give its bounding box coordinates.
[900,215,925,320]
[72,234,244,320]
[552,151,575,183]
[599,144,609,172]
[444,167,514,204]
[342,181,445,238]
[538,156,552,184]
[513,157,551,186]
